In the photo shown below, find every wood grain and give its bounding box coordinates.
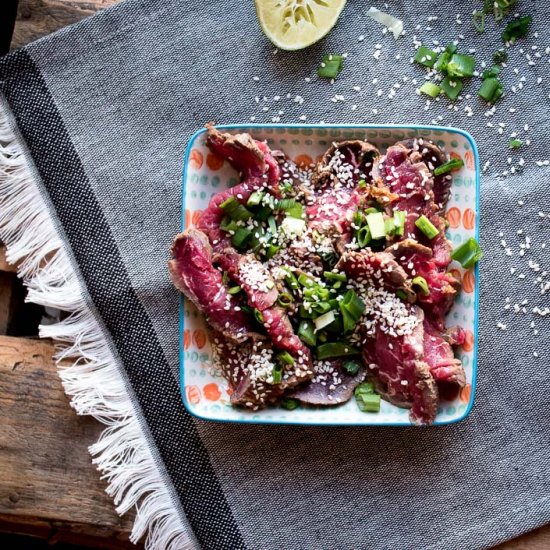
[0,335,140,548]
[12,0,119,50]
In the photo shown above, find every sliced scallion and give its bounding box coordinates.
[433,157,465,176]
[356,393,381,413]
[220,196,252,221]
[355,382,375,396]
[478,77,503,103]
[231,227,252,249]
[280,397,299,410]
[509,138,522,149]
[343,361,360,375]
[314,310,336,331]
[253,308,264,324]
[316,342,360,360]
[415,215,440,239]
[267,215,278,236]
[265,243,280,259]
[324,271,347,283]
[247,190,264,207]
[473,10,486,32]
[482,66,501,80]
[393,210,406,236]
[356,225,372,248]
[271,364,283,384]
[366,212,386,240]
[502,15,532,44]
[227,285,241,295]
[493,50,508,64]
[298,320,316,346]
[277,351,295,366]
[440,77,463,101]
[412,276,430,296]
[282,267,300,290]
[277,292,293,307]
[451,237,483,268]
[318,54,344,79]
[414,45,438,68]
[419,82,441,98]
[446,53,475,78]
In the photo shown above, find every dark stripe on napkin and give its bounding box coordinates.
[0,49,246,550]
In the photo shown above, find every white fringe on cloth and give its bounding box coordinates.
[0,101,193,550]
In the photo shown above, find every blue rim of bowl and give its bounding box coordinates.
[178,123,480,427]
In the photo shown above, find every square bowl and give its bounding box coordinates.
[179,124,479,426]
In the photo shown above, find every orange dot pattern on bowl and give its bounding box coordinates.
[460,383,472,403]
[462,330,474,352]
[183,329,191,350]
[192,329,207,349]
[464,150,475,170]
[206,153,224,171]
[463,269,475,294]
[186,385,201,405]
[192,210,202,226]
[189,149,203,169]
[203,383,221,401]
[463,208,475,230]
[446,207,461,228]
[294,154,313,168]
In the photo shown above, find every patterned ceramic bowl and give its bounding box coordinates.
[179,124,479,426]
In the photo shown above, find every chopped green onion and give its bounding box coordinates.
[318,54,344,79]
[393,210,406,237]
[339,290,366,334]
[324,271,347,283]
[282,267,300,290]
[366,212,386,240]
[384,217,397,235]
[311,301,333,315]
[280,397,299,410]
[356,226,372,248]
[279,181,293,195]
[220,217,240,233]
[231,227,252,249]
[298,320,316,346]
[395,288,409,302]
[433,48,453,72]
[473,10,486,32]
[265,244,280,259]
[440,77,463,101]
[509,138,523,149]
[343,361,360,375]
[364,207,380,215]
[412,276,430,296]
[252,204,272,221]
[316,342,360,360]
[314,310,336,331]
[493,50,508,64]
[247,190,264,207]
[280,216,306,237]
[414,45,438,68]
[419,82,441,98]
[277,292,293,307]
[446,54,476,78]
[415,215,440,239]
[355,382,375,396]
[357,179,367,189]
[478,77,503,103]
[277,351,295,366]
[227,285,241,295]
[502,15,532,44]
[253,308,264,324]
[396,289,408,301]
[267,215,277,236]
[318,332,328,343]
[271,364,283,384]
[451,237,483,269]
[297,273,314,288]
[220,196,252,221]
[276,198,303,219]
[482,66,501,80]
[356,393,381,413]
[433,158,464,176]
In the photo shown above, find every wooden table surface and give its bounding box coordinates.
[2,1,549,548]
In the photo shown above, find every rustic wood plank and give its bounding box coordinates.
[0,335,141,548]
[12,0,119,50]
[495,526,550,550]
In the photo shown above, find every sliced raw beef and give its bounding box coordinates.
[168,230,256,343]
[423,320,466,401]
[336,250,415,301]
[290,359,366,405]
[396,138,451,213]
[362,306,438,425]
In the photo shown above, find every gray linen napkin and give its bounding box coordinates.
[1,1,550,549]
